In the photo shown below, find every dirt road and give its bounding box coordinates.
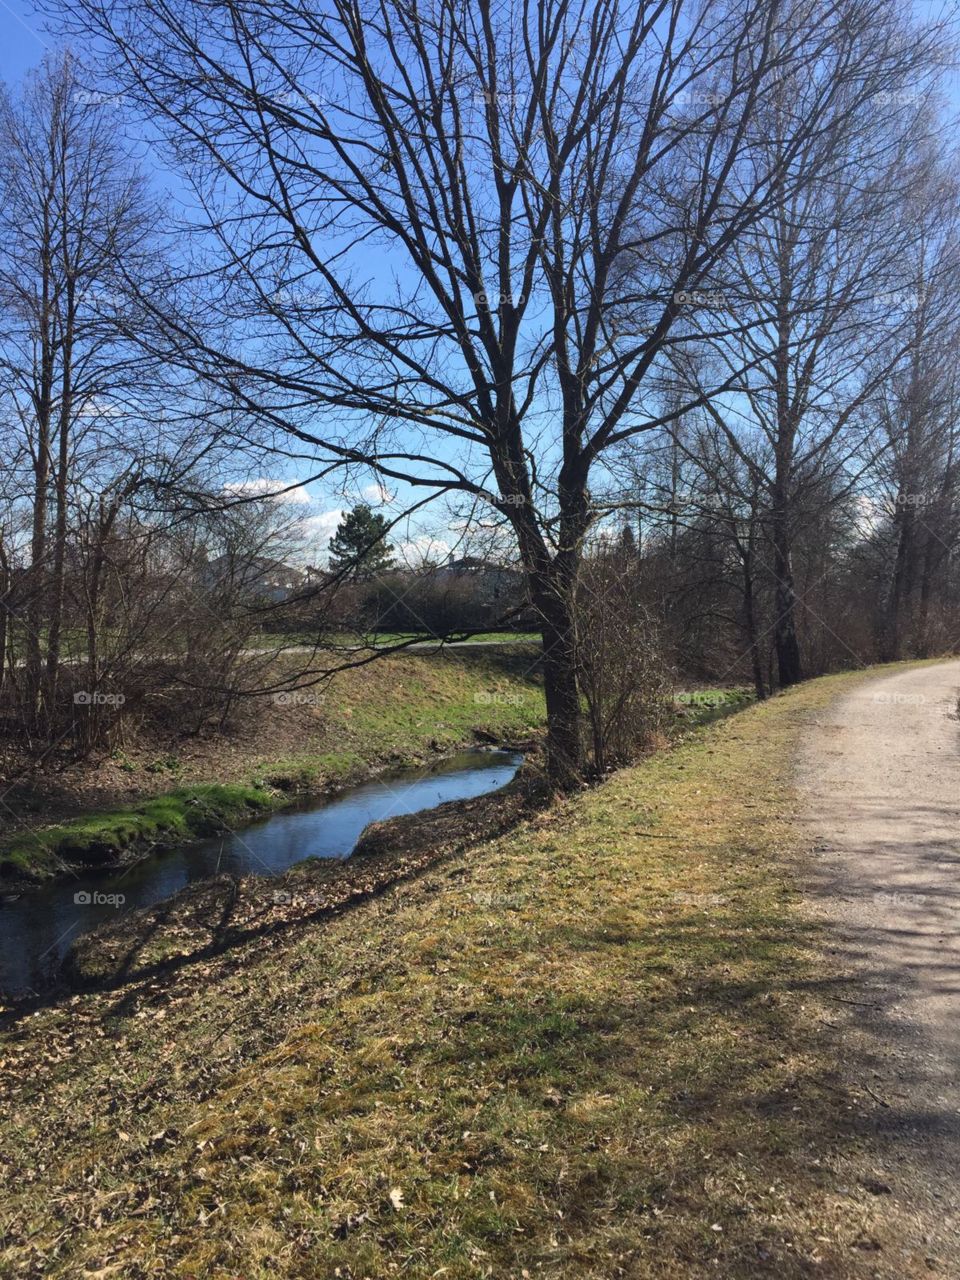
[801,660,960,1274]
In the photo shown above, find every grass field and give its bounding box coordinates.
[0,666,921,1278]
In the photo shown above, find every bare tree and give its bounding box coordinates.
[55,0,947,783]
[864,154,960,660]
[0,53,268,755]
[656,74,944,685]
[576,542,670,772]
[0,52,171,730]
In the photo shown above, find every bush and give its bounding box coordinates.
[575,553,672,773]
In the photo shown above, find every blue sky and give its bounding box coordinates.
[0,0,456,566]
[3,0,958,568]
[0,0,50,77]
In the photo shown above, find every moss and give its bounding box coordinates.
[2,783,281,876]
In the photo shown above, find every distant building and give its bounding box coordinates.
[202,554,306,602]
[432,556,526,607]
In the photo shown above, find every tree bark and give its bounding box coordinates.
[741,551,766,701]
[0,538,10,696]
[915,531,935,658]
[535,579,583,791]
[883,496,913,661]
[771,515,803,687]
[44,268,77,723]
[25,407,51,725]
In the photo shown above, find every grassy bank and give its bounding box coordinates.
[0,782,281,879]
[0,665,926,1279]
[0,650,545,881]
[259,629,543,648]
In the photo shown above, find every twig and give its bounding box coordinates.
[862,1084,890,1109]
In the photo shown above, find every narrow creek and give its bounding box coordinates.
[0,748,522,1000]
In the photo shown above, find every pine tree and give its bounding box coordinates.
[328,504,396,580]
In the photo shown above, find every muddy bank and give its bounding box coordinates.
[50,762,548,1001]
[0,647,547,883]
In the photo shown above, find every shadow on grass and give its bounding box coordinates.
[3,836,951,1274]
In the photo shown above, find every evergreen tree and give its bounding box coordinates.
[618,523,638,558]
[328,504,396,579]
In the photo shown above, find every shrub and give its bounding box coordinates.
[575,553,672,773]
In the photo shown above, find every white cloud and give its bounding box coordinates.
[224,478,312,505]
[851,494,884,536]
[396,534,452,567]
[356,480,396,506]
[292,503,453,569]
[300,508,345,544]
[76,397,122,419]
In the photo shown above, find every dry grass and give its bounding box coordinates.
[0,666,929,1278]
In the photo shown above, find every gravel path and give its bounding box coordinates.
[800,660,960,1274]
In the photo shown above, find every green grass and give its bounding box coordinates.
[674,684,753,707]
[674,685,754,724]
[0,783,279,877]
[400,630,541,645]
[256,629,542,648]
[0,663,932,1279]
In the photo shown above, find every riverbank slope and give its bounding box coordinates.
[0,663,943,1279]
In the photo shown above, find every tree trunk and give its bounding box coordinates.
[24,167,57,730]
[0,541,9,696]
[45,281,76,723]
[44,408,71,723]
[915,488,951,658]
[771,517,803,687]
[25,418,51,725]
[741,553,766,701]
[536,583,583,790]
[883,498,913,661]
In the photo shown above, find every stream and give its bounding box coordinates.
[0,748,522,999]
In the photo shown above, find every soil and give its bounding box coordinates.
[799,659,960,1276]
